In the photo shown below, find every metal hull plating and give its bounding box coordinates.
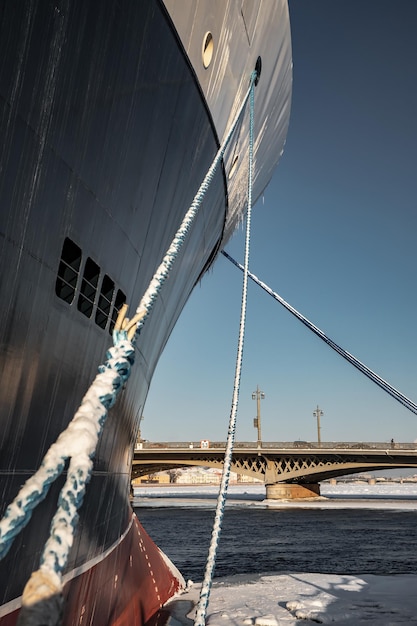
[0,0,292,624]
[1,514,183,626]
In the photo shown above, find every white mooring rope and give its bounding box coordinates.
[194,70,257,626]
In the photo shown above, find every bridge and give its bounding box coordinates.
[132,441,417,499]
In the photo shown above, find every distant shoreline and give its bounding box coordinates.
[132,482,417,511]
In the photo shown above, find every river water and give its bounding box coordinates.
[133,483,417,583]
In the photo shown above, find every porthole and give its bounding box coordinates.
[55,238,82,304]
[109,289,126,334]
[202,32,214,69]
[78,257,100,318]
[254,56,262,85]
[95,274,115,329]
[56,237,127,333]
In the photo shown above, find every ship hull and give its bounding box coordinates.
[0,0,292,623]
[1,513,182,626]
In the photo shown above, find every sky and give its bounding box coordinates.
[143,1,417,445]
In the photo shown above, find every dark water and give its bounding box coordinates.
[135,504,417,582]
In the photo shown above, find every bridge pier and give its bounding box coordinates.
[266,483,321,500]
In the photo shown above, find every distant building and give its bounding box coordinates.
[132,472,170,485]
[132,467,262,485]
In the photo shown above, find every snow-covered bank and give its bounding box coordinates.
[167,572,417,625]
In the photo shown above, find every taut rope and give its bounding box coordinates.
[194,70,257,626]
[222,250,417,415]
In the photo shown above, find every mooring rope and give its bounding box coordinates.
[194,70,257,626]
[222,250,417,415]
[0,72,257,625]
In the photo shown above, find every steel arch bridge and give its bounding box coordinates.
[132,442,417,498]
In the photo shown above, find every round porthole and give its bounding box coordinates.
[202,32,214,69]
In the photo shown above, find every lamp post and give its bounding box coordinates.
[137,415,144,446]
[313,405,323,446]
[252,386,265,448]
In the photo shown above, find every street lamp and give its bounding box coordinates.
[252,386,265,448]
[137,415,144,445]
[313,405,323,446]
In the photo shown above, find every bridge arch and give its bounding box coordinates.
[132,442,417,497]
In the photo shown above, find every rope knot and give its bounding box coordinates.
[18,567,63,626]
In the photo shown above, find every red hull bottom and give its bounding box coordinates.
[0,513,184,626]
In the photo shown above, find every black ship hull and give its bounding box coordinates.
[0,1,292,624]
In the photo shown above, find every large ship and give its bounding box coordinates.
[0,1,292,624]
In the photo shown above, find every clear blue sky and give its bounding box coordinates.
[143,1,417,444]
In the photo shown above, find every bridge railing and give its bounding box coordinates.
[135,441,417,451]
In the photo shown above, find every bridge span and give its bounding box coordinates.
[132,441,417,499]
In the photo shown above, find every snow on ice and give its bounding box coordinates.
[167,572,417,625]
